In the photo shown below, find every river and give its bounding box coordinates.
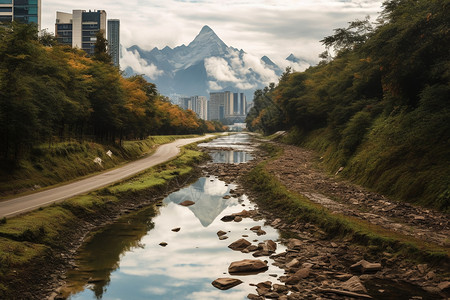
[60,134,285,299]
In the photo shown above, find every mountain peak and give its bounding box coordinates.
[189,25,227,49]
[199,25,214,35]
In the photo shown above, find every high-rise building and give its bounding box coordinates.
[107,19,120,67]
[209,92,229,121]
[0,0,41,30]
[56,10,107,56]
[209,91,247,122]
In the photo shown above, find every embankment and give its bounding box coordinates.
[0,143,208,299]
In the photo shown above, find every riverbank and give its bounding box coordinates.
[240,141,450,299]
[0,143,209,299]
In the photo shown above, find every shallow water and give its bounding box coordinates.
[209,151,253,164]
[198,133,254,151]
[64,176,286,300]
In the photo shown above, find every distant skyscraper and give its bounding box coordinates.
[56,10,107,55]
[209,91,247,122]
[0,0,41,30]
[107,19,120,67]
[209,92,229,121]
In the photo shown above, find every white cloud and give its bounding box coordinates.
[208,81,223,91]
[120,47,163,79]
[42,0,384,65]
[204,57,240,83]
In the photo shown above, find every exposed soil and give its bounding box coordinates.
[265,144,450,247]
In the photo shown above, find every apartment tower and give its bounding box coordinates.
[56,10,107,55]
[107,19,120,67]
[0,0,41,30]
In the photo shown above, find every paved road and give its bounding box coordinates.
[0,135,214,218]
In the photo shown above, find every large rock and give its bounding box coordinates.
[211,278,243,290]
[228,238,252,251]
[350,260,382,274]
[228,259,268,274]
[179,200,195,206]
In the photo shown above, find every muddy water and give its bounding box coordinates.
[61,134,284,299]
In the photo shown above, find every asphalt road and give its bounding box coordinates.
[0,135,214,218]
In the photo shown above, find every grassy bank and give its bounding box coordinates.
[0,135,198,197]
[244,143,449,265]
[0,142,209,298]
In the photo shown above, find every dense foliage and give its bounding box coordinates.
[0,23,224,160]
[246,0,449,211]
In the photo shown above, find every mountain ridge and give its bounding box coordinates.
[122,26,310,99]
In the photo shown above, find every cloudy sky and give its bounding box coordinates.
[42,0,384,65]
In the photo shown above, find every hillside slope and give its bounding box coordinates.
[246,0,449,211]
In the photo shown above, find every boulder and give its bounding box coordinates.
[179,200,195,206]
[219,235,229,240]
[234,216,243,222]
[228,259,268,274]
[211,278,243,290]
[228,238,252,251]
[350,260,382,273]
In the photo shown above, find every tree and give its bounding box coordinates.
[94,30,111,63]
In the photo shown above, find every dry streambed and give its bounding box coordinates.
[201,141,449,299]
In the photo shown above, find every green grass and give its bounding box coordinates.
[244,144,449,265]
[0,135,199,197]
[0,141,209,298]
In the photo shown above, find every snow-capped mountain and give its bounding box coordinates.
[121,25,310,99]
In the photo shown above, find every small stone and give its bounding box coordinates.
[217,230,227,237]
[171,227,181,232]
[228,238,251,251]
[228,259,268,274]
[159,242,168,247]
[219,236,229,240]
[179,200,195,206]
[221,215,235,222]
[234,216,243,222]
[350,260,382,273]
[341,276,367,293]
[288,239,302,250]
[212,278,243,290]
[438,281,450,291]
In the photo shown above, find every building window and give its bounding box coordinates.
[0,7,12,13]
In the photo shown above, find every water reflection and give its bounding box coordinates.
[209,151,253,164]
[198,133,253,151]
[62,207,156,299]
[164,177,240,227]
[64,177,286,300]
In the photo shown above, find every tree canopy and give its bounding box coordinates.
[0,23,225,160]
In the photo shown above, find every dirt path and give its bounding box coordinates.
[265,144,450,247]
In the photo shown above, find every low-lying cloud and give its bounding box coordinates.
[120,47,163,80]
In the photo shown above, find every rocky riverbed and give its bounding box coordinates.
[200,141,450,299]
